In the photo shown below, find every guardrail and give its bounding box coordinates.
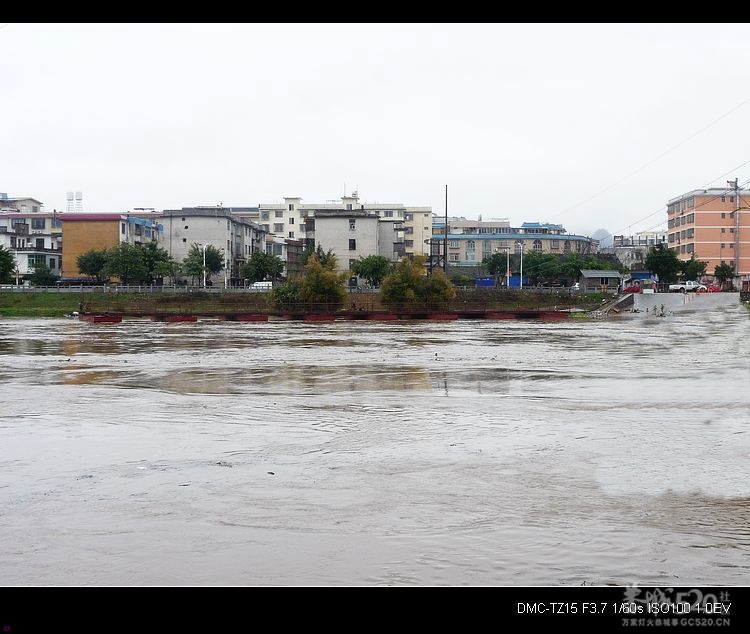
[0,284,256,293]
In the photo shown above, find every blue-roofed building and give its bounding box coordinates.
[429,216,598,269]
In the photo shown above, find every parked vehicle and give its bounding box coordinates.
[622,284,642,293]
[706,284,721,292]
[55,277,97,287]
[668,280,706,293]
[250,281,273,292]
[570,282,581,292]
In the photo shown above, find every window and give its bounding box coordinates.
[405,226,414,235]
[349,259,356,269]
[183,238,187,243]
[730,196,735,203]
[36,238,45,249]
[32,205,39,213]
[49,258,56,269]
[729,243,734,249]
[721,196,726,203]
[288,204,294,211]
[275,210,283,218]
[346,204,353,210]
[288,231,294,238]
[261,224,270,233]
[405,213,413,221]
[466,240,476,261]
[449,253,459,262]
[730,212,735,218]
[289,217,294,225]
[720,243,725,248]
[533,239,543,253]
[448,240,459,248]
[405,240,414,247]
[273,223,284,233]
[686,213,694,223]
[261,211,269,220]
[721,213,726,218]
[121,223,126,234]
[686,243,694,253]
[349,219,356,231]
[721,228,726,233]
[384,210,394,218]
[52,218,62,228]
[730,228,735,233]
[184,225,189,230]
[31,218,45,230]
[551,240,559,249]
[349,239,356,250]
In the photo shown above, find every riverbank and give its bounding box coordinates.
[0,288,609,318]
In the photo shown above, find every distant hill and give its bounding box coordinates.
[591,228,613,248]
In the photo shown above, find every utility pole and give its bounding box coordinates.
[730,178,740,282]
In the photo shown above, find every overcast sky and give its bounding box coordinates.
[3,23,750,237]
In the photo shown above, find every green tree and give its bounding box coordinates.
[644,245,682,284]
[298,253,348,312]
[0,245,15,284]
[76,249,109,283]
[29,260,57,286]
[182,243,225,285]
[381,255,456,310]
[482,252,509,285]
[522,251,562,286]
[141,240,174,285]
[302,243,336,268]
[680,255,707,281]
[152,257,182,285]
[240,251,285,284]
[269,279,303,311]
[714,262,734,289]
[103,243,149,285]
[350,255,392,287]
[560,252,587,282]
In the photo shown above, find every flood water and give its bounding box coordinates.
[1,297,748,586]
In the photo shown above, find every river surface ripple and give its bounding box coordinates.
[1,302,748,585]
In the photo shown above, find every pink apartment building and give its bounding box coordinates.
[666,181,749,290]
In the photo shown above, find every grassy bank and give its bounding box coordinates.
[0,288,607,318]
[0,292,83,317]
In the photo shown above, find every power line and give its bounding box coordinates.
[611,160,750,236]
[549,95,750,221]
[620,176,750,236]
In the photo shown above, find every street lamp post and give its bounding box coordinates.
[504,248,510,286]
[516,241,524,289]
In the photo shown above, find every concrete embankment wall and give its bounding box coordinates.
[633,292,740,313]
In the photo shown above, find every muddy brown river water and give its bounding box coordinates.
[1,296,748,586]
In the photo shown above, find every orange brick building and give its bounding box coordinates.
[666,183,749,289]
[60,213,162,278]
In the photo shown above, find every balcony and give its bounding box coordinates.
[13,246,60,253]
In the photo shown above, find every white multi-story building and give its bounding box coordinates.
[161,207,266,287]
[0,194,62,281]
[257,193,431,260]
[312,209,381,274]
